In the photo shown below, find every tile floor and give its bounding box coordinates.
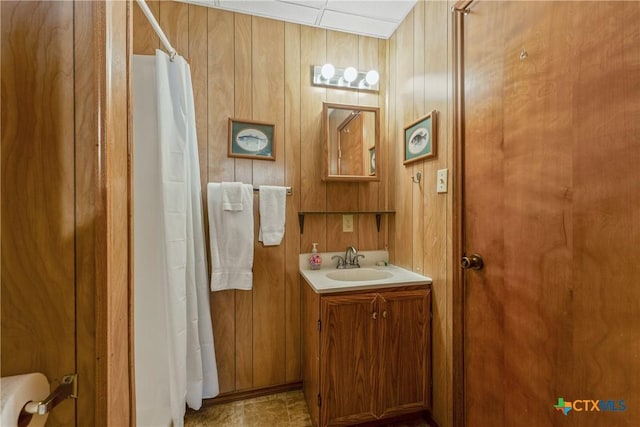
[184,390,431,427]
[185,391,311,427]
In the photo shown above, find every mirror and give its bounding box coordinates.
[322,102,380,181]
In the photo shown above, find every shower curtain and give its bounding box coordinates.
[133,50,219,427]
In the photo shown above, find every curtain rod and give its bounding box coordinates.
[135,0,177,61]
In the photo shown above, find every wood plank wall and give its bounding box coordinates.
[1,3,76,425]
[132,1,388,395]
[2,1,131,425]
[388,2,454,427]
[99,2,132,425]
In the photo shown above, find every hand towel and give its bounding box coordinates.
[207,182,254,291]
[221,181,244,211]
[258,185,287,246]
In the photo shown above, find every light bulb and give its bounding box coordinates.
[321,63,335,80]
[343,66,358,83]
[365,70,379,86]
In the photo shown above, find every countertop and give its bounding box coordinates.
[299,251,432,294]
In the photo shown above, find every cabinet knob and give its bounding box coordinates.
[372,312,378,320]
[382,310,387,319]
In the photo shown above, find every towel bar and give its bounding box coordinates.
[252,187,292,196]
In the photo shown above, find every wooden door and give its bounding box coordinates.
[378,289,431,419]
[461,2,640,426]
[320,293,378,426]
[337,112,364,175]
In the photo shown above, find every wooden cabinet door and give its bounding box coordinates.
[378,289,431,418]
[320,293,378,426]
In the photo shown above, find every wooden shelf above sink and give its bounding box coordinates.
[297,211,395,234]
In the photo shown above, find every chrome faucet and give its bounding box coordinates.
[335,246,363,269]
[331,255,345,268]
[345,246,357,265]
[332,246,365,269]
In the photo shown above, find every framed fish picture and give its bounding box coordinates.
[403,110,437,165]
[228,118,275,161]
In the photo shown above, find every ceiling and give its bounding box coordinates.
[179,0,417,39]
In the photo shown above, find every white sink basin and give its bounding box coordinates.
[299,250,431,293]
[326,268,393,282]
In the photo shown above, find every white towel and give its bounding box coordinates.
[207,182,254,291]
[258,185,287,246]
[221,181,244,211]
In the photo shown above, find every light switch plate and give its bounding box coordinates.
[343,215,354,232]
[437,168,448,193]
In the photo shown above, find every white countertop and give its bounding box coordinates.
[299,251,432,294]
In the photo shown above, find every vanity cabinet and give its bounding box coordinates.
[302,281,431,427]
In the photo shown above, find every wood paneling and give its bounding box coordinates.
[188,6,208,190]
[74,1,97,424]
[132,2,387,398]
[391,9,416,271]
[411,1,425,276]
[233,12,254,392]
[422,3,451,425]
[326,31,360,251]
[251,17,286,388]
[357,37,383,251]
[2,1,131,425]
[284,22,302,384]
[387,2,453,426]
[1,2,76,425]
[92,1,132,425]
[299,25,327,256]
[206,7,236,394]
[387,28,398,263]
[133,0,159,54]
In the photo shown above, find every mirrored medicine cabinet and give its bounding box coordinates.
[322,102,380,182]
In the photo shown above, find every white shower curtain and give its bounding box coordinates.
[133,50,219,427]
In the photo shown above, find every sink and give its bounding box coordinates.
[325,268,393,282]
[299,251,431,293]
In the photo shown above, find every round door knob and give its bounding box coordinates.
[461,254,484,270]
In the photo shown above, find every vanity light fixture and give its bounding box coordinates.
[321,63,335,80]
[312,64,380,92]
[343,66,358,83]
[365,70,380,86]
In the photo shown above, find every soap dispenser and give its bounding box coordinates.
[309,243,322,270]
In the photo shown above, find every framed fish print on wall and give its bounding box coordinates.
[403,110,437,165]
[228,118,276,161]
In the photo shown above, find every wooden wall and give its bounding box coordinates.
[1,1,131,425]
[387,2,454,427]
[2,3,76,425]
[132,1,388,395]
